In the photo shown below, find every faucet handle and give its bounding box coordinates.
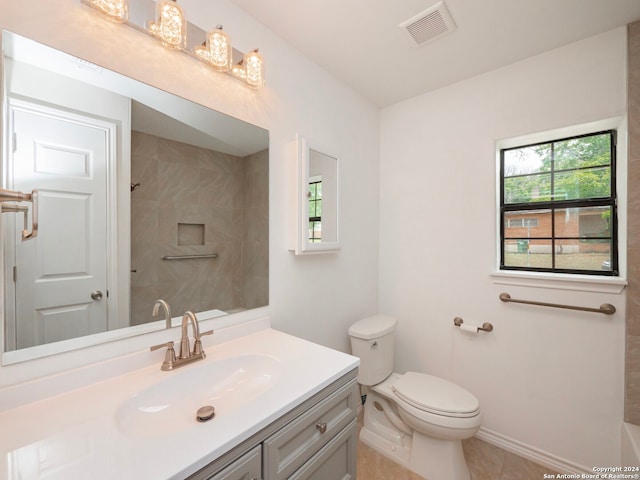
[199,329,214,339]
[150,341,177,371]
[150,340,174,352]
[192,330,214,356]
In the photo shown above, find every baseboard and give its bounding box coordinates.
[475,427,590,475]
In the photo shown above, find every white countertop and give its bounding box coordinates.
[0,327,359,479]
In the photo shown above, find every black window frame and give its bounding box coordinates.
[308,180,322,243]
[499,129,618,276]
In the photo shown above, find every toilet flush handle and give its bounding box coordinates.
[370,341,378,348]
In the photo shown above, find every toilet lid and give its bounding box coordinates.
[392,372,479,417]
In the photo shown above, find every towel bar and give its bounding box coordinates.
[162,254,218,260]
[499,292,615,315]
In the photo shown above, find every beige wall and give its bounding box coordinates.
[130,131,268,324]
[626,21,640,424]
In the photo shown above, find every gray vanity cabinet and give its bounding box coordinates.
[206,445,262,480]
[263,379,357,479]
[287,419,356,480]
[188,370,358,480]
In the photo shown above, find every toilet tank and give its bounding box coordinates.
[348,315,397,386]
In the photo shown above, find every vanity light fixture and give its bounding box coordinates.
[87,0,128,22]
[148,0,187,50]
[230,49,265,88]
[81,0,265,88]
[195,25,233,72]
[244,49,265,89]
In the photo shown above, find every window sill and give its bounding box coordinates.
[490,270,627,294]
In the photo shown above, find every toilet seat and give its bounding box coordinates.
[392,372,480,418]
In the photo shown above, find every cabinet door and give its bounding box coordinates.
[288,419,357,480]
[207,445,262,480]
[263,380,358,479]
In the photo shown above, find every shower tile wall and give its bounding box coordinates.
[626,20,640,424]
[130,131,268,325]
[242,149,269,309]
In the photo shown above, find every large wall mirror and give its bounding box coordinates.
[1,31,269,364]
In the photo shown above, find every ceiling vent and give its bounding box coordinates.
[399,1,457,47]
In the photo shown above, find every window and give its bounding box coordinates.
[506,218,538,228]
[308,179,322,243]
[500,130,617,275]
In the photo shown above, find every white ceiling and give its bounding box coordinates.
[229,0,640,107]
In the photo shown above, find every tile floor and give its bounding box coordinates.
[357,436,559,480]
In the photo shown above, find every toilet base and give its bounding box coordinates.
[360,426,470,480]
[359,425,412,470]
[361,388,472,480]
[410,430,470,480]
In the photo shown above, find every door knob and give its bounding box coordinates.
[91,290,103,301]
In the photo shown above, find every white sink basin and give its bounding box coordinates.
[115,353,282,438]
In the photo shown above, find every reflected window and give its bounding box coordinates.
[308,178,322,243]
[500,130,617,275]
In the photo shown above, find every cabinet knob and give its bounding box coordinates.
[316,422,327,434]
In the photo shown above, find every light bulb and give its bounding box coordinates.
[148,0,187,50]
[244,49,264,88]
[206,26,233,72]
[231,64,247,80]
[88,0,128,22]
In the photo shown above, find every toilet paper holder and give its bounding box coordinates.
[453,317,493,332]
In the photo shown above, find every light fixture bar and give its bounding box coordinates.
[80,0,264,87]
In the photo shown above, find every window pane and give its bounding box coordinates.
[553,166,610,200]
[554,206,612,239]
[503,173,551,204]
[554,245,611,272]
[554,206,612,272]
[503,240,553,268]
[554,133,611,171]
[504,210,551,238]
[503,144,551,176]
[308,220,321,242]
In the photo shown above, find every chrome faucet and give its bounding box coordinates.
[150,311,213,371]
[152,299,172,329]
[179,311,200,359]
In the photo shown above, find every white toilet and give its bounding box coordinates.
[349,315,481,480]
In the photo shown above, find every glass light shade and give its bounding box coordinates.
[204,26,233,72]
[88,0,128,22]
[231,64,247,80]
[148,0,187,50]
[244,49,265,88]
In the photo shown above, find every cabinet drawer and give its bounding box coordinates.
[206,445,261,480]
[288,419,357,480]
[263,379,358,480]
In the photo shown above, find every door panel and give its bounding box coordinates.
[8,101,111,349]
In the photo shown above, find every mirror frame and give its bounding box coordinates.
[290,134,340,255]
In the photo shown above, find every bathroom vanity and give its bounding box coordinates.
[190,371,358,480]
[0,322,359,479]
